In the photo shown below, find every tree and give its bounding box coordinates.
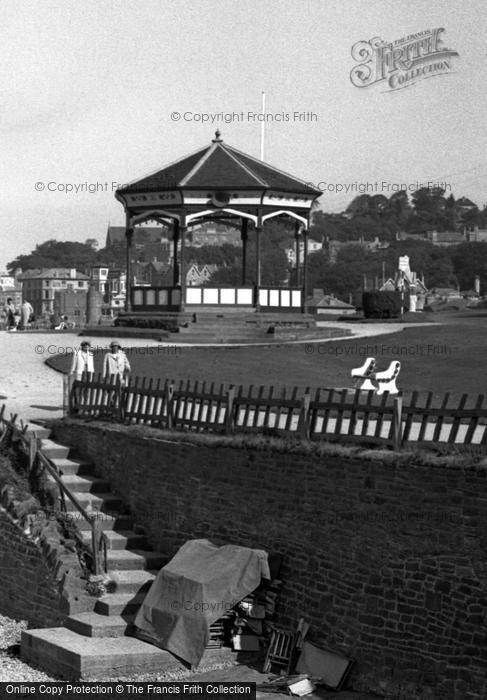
[450,242,487,291]
[8,240,98,274]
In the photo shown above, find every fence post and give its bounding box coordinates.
[63,374,74,416]
[29,432,37,470]
[298,392,311,440]
[225,387,236,435]
[393,396,403,449]
[165,380,174,430]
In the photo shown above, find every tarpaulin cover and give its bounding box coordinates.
[134,539,270,667]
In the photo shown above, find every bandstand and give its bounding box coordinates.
[115,131,321,315]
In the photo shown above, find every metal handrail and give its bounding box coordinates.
[0,407,108,576]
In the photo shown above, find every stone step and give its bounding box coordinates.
[75,513,135,531]
[108,569,158,595]
[40,439,71,459]
[21,627,179,680]
[24,424,52,440]
[95,592,146,616]
[49,457,95,477]
[65,612,135,638]
[47,474,111,494]
[64,493,123,513]
[106,549,167,571]
[80,529,147,550]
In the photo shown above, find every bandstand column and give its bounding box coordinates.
[180,223,187,310]
[172,220,180,287]
[294,222,301,287]
[125,221,133,312]
[302,227,309,313]
[254,224,262,309]
[241,218,248,285]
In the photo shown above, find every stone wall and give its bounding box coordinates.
[0,506,64,628]
[52,419,487,699]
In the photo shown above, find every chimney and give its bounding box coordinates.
[70,268,76,279]
[475,275,480,295]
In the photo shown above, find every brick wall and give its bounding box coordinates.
[0,507,64,628]
[53,420,487,699]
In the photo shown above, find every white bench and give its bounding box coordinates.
[351,357,377,391]
[375,361,401,395]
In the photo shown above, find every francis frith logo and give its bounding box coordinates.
[350,28,459,91]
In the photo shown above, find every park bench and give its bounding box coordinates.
[351,357,377,391]
[375,361,401,395]
[351,358,401,394]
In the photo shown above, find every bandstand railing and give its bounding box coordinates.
[130,285,304,311]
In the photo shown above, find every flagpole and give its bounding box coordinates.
[260,91,265,161]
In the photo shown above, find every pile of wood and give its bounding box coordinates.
[204,578,282,651]
[231,578,282,651]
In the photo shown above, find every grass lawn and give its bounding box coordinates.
[47,311,487,401]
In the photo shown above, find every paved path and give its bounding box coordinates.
[0,332,169,424]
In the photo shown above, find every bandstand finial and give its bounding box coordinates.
[212,129,222,142]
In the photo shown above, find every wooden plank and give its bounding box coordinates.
[448,394,468,443]
[334,389,349,435]
[263,385,274,429]
[285,387,298,432]
[348,389,361,436]
[196,381,207,428]
[361,390,375,437]
[402,391,418,442]
[189,380,200,427]
[463,394,484,444]
[242,385,253,428]
[253,386,266,428]
[374,393,389,439]
[275,387,286,431]
[417,392,433,442]
[432,393,450,443]
[309,387,321,436]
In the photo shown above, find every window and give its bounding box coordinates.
[78,281,83,287]
[74,309,81,316]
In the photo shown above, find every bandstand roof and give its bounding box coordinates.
[118,132,320,195]
[115,131,321,230]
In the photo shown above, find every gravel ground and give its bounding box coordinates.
[0,615,56,682]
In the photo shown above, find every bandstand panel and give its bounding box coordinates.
[220,288,236,304]
[203,288,219,304]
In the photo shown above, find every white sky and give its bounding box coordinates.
[1,0,486,270]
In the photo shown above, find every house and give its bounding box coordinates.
[0,270,16,288]
[186,263,218,286]
[379,256,428,311]
[0,269,22,310]
[466,228,487,243]
[285,238,323,266]
[188,222,241,247]
[105,224,171,248]
[308,289,356,316]
[456,197,477,212]
[19,268,90,317]
[427,287,462,302]
[53,290,88,325]
[426,230,466,246]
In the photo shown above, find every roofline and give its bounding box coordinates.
[118,144,210,190]
[116,137,322,197]
[224,142,322,196]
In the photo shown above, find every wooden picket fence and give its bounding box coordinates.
[66,374,487,450]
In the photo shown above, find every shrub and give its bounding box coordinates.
[362,291,402,318]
